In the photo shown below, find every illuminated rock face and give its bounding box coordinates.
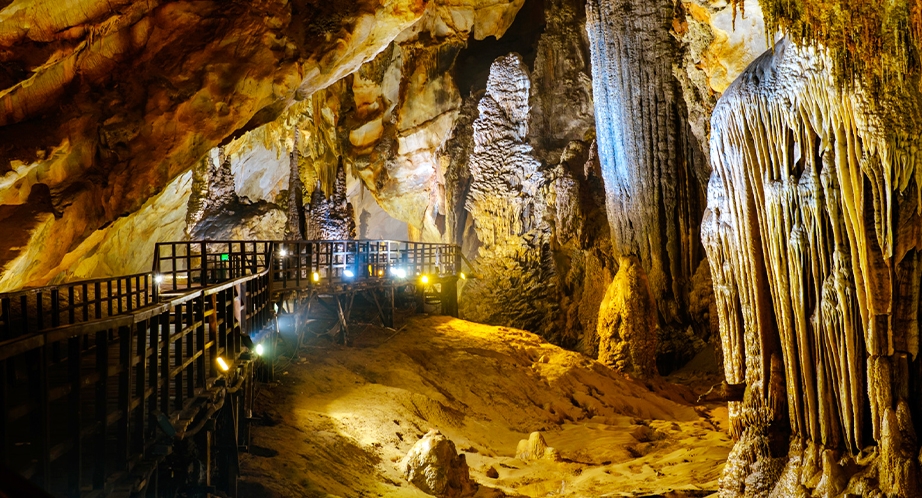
[703,38,922,496]
[459,53,558,336]
[0,0,526,290]
[585,0,708,336]
[456,0,613,349]
[597,256,658,378]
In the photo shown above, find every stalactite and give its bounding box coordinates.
[703,38,922,496]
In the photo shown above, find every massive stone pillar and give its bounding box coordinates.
[703,38,922,496]
[585,0,707,329]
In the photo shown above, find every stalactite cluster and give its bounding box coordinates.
[703,38,922,496]
[736,0,922,89]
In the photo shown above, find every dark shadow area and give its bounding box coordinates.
[452,0,546,95]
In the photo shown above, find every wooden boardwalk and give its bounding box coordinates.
[0,239,462,497]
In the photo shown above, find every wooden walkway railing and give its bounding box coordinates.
[151,239,461,295]
[0,239,461,497]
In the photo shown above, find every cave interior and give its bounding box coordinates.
[1,0,922,497]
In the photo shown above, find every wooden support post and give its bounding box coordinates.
[440,277,458,317]
[93,330,108,489]
[159,309,170,416]
[67,336,83,497]
[134,321,148,455]
[185,300,195,400]
[370,290,390,329]
[196,296,206,390]
[175,304,184,412]
[335,296,350,345]
[149,315,160,440]
[117,324,133,469]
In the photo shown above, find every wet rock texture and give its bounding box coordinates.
[703,38,922,496]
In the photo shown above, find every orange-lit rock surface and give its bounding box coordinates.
[0,0,526,290]
[239,316,732,497]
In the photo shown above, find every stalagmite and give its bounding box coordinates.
[597,256,659,378]
[304,162,355,241]
[459,53,558,333]
[703,38,922,496]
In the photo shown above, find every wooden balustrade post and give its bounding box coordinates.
[117,324,133,469]
[201,241,209,286]
[67,335,83,497]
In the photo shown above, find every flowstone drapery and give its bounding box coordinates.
[703,38,922,496]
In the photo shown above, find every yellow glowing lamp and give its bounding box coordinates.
[312,271,320,282]
[368,264,373,275]
[255,343,264,356]
[420,275,430,284]
[216,356,230,372]
[459,272,466,280]
[377,269,384,277]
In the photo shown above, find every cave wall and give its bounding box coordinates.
[0,0,526,291]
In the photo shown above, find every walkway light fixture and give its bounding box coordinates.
[420,275,430,284]
[279,248,288,257]
[459,272,466,280]
[344,269,355,278]
[216,356,230,372]
[154,274,164,285]
[255,343,264,356]
[312,271,320,282]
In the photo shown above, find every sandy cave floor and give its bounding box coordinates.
[237,316,732,497]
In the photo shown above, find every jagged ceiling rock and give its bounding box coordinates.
[703,37,922,496]
[0,0,525,290]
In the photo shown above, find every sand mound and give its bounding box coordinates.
[239,316,731,497]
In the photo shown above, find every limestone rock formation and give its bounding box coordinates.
[457,53,559,337]
[597,256,658,378]
[514,431,558,462]
[0,0,527,291]
[585,0,708,329]
[703,37,922,496]
[400,429,476,497]
[304,163,355,240]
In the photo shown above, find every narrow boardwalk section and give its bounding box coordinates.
[0,239,461,497]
